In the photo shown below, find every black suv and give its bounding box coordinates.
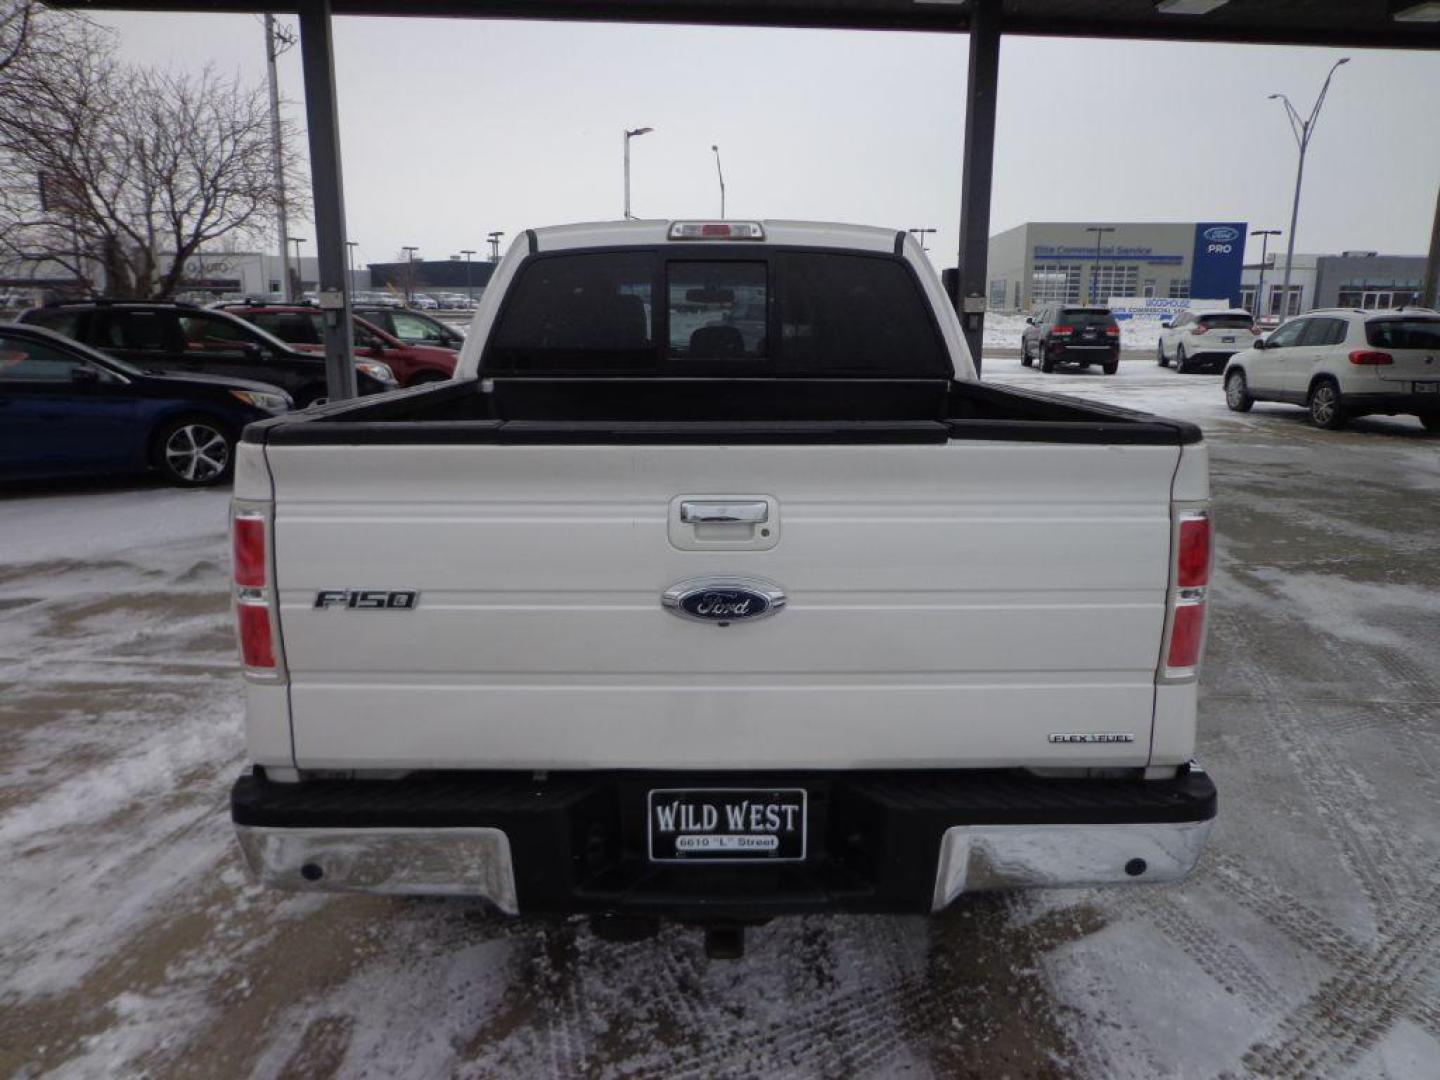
[19,302,397,407]
[1021,306,1121,374]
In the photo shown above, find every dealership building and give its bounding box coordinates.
[986,221,1247,312]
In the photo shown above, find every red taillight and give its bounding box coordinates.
[233,515,266,588]
[237,603,275,668]
[1177,513,1211,588]
[1052,324,1074,335]
[1167,602,1206,670]
[1192,324,1210,335]
[1348,350,1394,366]
[1164,508,1211,679]
[232,507,278,672]
[1104,325,1120,336]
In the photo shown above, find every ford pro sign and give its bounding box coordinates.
[663,577,786,624]
[1191,222,1247,306]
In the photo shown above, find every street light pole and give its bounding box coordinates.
[289,237,306,296]
[487,231,504,262]
[345,240,358,295]
[711,144,726,219]
[401,245,418,304]
[623,126,653,220]
[1269,57,1350,320]
[1085,226,1115,303]
[460,248,476,302]
[908,228,937,253]
[1250,229,1282,318]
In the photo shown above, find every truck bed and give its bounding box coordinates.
[243,376,1201,447]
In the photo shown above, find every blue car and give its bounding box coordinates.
[0,323,290,487]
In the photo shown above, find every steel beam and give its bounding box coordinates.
[297,0,357,401]
[954,0,1000,377]
[956,0,1002,380]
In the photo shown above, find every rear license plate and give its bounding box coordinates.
[1417,382,1438,394]
[1221,336,1236,343]
[648,788,807,862]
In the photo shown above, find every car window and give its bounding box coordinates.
[774,253,948,376]
[669,261,765,359]
[246,311,323,345]
[389,311,449,345]
[178,312,263,353]
[488,252,656,374]
[101,310,176,351]
[1298,318,1345,347]
[1264,319,1308,349]
[1367,318,1440,349]
[1058,308,1115,328]
[1199,314,1253,330]
[0,334,93,381]
[22,309,85,341]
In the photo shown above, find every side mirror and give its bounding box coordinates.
[1252,338,1267,350]
[1160,320,1172,329]
[71,365,100,384]
[1024,317,1035,326]
[241,342,264,360]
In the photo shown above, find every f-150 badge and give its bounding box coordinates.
[662,577,785,624]
[314,589,418,610]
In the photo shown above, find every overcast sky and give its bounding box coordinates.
[97,11,1440,270]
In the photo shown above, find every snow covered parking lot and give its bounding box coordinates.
[2,358,1439,1079]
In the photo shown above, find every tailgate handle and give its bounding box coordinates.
[680,500,768,525]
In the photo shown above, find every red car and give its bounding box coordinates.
[219,304,456,387]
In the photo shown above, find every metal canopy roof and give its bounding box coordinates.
[59,0,1440,50]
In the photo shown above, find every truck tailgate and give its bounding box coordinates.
[267,440,1179,770]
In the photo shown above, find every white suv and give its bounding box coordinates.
[1157,308,1259,373]
[1223,308,1440,431]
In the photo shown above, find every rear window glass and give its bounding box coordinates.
[1367,319,1440,350]
[487,252,655,374]
[669,261,765,359]
[1198,314,1254,329]
[1058,308,1114,326]
[774,253,948,376]
[485,250,948,378]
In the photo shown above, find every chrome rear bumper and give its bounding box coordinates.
[235,825,519,914]
[930,819,1214,911]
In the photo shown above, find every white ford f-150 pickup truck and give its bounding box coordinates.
[229,219,1216,952]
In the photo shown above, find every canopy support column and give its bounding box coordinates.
[955,0,1000,377]
[298,0,357,402]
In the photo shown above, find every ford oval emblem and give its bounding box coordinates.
[662,576,786,624]
[1203,226,1239,243]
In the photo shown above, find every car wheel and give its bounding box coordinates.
[1039,348,1055,374]
[1020,341,1033,368]
[1225,369,1254,412]
[1157,341,1168,367]
[1102,357,1119,375]
[1175,346,1188,374]
[1419,414,1440,433]
[1307,378,1346,430]
[153,415,234,487]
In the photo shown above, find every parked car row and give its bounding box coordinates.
[3,295,471,487]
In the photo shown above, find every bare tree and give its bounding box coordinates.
[0,1,36,76]
[0,12,305,298]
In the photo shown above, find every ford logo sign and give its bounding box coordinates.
[1203,226,1240,243]
[662,576,786,624]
